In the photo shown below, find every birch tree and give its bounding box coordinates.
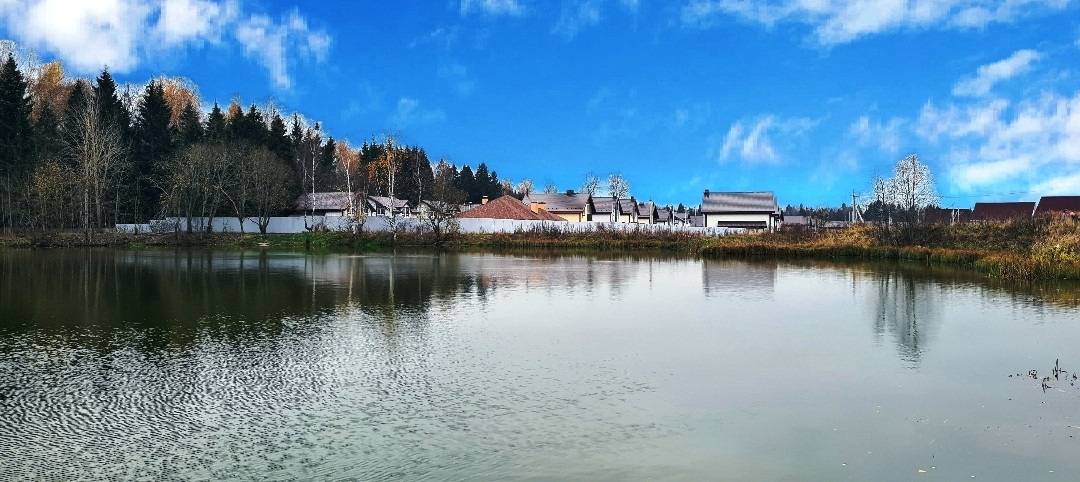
[65,92,126,241]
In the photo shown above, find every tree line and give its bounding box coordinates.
[0,46,519,237]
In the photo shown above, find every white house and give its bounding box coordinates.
[700,190,781,231]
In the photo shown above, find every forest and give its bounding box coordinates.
[0,46,514,237]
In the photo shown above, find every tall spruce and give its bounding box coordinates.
[175,102,202,147]
[133,80,173,221]
[205,101,226,140]
[0,54,33,176]
[93,69,131,139]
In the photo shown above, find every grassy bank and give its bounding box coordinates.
[699,218,1080,281]
[4,217,1078,281]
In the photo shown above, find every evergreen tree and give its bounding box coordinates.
[455,164,475,203]
[0,54,34,177]
[175,102,202,147]
[132,80,173,221]
[474,163,491,201]
[267,112,292,164]
[205,101,226,140]
[93,69,131,140]
[239,103,266,146]
[32,103,62,162]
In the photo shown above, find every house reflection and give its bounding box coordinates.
[701,259,777,299]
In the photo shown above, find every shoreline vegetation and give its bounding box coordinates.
[2,217,1078,282]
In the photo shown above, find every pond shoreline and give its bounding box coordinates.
[3,220,1079,281]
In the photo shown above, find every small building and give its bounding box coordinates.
[591,196,618,223]
[656,206,672,225]
[971,202,1035,221]
[781,215,811,229]
[522,190,593,222]
[1034,196,1080,217]
[617,198,639,223]
[294,192,358,216]
[700,190,781,231]
[366,195,411,217]
[458,195,565,221]
[636,201,657,225]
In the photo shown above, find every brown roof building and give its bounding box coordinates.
[1034,196,1080,216]
[971,202,1035,221]
[522,191,592,222]
[457,195,565,221]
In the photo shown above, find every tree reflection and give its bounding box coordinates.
[868,269,940,366]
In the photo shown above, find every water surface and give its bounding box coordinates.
[1,249,1079,480]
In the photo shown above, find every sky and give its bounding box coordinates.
[1,0,1079,209]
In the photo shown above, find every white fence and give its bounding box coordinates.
[118,216,738,236]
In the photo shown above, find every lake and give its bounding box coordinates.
[2,249,1079,480]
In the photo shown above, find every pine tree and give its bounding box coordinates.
[93,69,131,140]
[132,80,173,221]
[456,164,475,203]
[0,54,34,176]
[205,101,226,140]
[267,112,292,163]
[175,102,202,147]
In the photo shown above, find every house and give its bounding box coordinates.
[656,206,672,225]
[1034,196,1080,217]
[366,195,411,217]
[591,196,617,222]
[636,201,657,225]
[457,195,565,221]
[971,202,1035,221]
[700,190,781,231]
[781,215,811,228]
[617,198,639,223]
[922,207,972,224]
[522,190,593,222]
[294,192,358,216]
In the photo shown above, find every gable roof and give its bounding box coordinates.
[295,192,355,211]
[458,195,566,221]
[656,206,672,222]
[971,202,1034,221]
[1034,196,1080,215]
[701,191,779,214]
[618,198,638,216]
[368,195,410,210]
[591,196,616,214]
[523,192,590,213]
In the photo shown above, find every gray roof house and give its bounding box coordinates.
[294,192,358,216]
[522,190,594,222]
[700,190,781,231]
[366,195,411,217]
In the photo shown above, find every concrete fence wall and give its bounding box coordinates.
[118,216,738,236]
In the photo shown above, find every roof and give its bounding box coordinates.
[368,195,410,210]
[701,191,779,214]
[591,196,617,214]
[656,206,671,222]
[784,215,810,225]
[523,192,590,213]
[1034,196,1080,215]
[457,195,566,221]
[971,202,1034,221]
[618,198,638,216]
[295,192,355,211]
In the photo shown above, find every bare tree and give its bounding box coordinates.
[607,172,630,199]
[425,159,465,244]
[246,146,292,233]
[65,92,126,242]
[542,181,559,194]
[890,154,939,220]
[517,178,534,197]
[581,173,600,196]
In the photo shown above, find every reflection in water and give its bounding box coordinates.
[701,259,777,299]
[2,250,1080,480]
[868,270,940,365]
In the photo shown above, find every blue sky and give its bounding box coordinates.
[2,0,1079,209]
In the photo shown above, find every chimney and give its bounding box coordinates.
[704,189,710,197]
[530,201,539,213]
[482,196,489,205]
[566,189,575,196]
[538,202,547,212]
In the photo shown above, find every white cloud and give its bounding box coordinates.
[437,60,476,96]
[235,10,330,89]
[952,49,1041,97]
[721,117,776,161]
[390,97,447,128]
[460,0,524,17]
[681,0,1071,45]
[1032,172,1080,195]
[0,0,329,89]
[553,1,602,38]
[917,91,1080,191]
[849,115,906,153]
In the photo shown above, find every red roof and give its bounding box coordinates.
[971,202,1034,221]
[457,195,566,221]
[1034,196,1080,215]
